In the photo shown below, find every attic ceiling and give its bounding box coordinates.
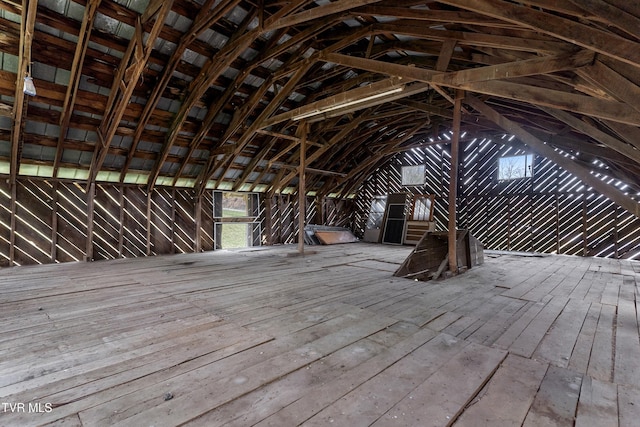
[1,0,640,207]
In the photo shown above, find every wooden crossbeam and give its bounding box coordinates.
[576,60,640,114]
[566,0,640,41]
[271,162,348,177]
[465,95,640,219]
[254,129,322,147]
[324,50,594,86]
[354,7,519,28]
[259,77,428,129]
[539,107,640,164]
[435,50,595,86]
[268,0,383,30]
[272,114,367,194]
[194,63,314,194]
[374,21,571,54]
[323,52,640,126]
[437,0,640,69]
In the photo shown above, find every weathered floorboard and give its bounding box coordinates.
[0,244,637,426]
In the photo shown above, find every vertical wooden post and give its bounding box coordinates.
[555,194,560,254]
[9,182,16,265]
[118,186,124,258]
[51,181,59,262]
[315,194,325,225]
[146,190,152,256]
[170,188,176,254]
[85,181,95,261]
[195,192,202,252]
[614,206,619,258]
[506,196,511,251]
[582,195,588,256]
[448,91,463,273]
[265,194,273,246]
[297,121,307,254]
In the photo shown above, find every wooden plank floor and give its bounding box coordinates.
[1,243,639,426]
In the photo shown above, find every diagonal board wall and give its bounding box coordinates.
[0,178,356,267]
[355,136,640,259]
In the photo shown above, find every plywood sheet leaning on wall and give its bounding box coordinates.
[315,230,359,245]
[394,229,484,281]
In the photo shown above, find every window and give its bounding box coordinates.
[498,154,533,180]
[213,191,261,249]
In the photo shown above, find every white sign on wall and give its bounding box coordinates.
[401,165,425,186]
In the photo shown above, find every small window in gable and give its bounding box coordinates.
[498,154,533,180]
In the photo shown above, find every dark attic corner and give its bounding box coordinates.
[0,1,639,426]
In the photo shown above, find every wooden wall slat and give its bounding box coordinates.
[3,129,640,269]
[200,192,214,251]
[55,182,87,263]
[586,194,617,258]
[174,190,196,253]
[354,137,640,260]
[14,180,53,266]
[122,187,147,258]
[150,188,174,255]
[92,184,122,261]
[532,195,557,254]
[0,180,11,266]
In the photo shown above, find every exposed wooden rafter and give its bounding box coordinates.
[465,95,640,218]
[53,0,102,177]
[86,0,174,190]
[1,0,640,215]
[437,0,640,69]
[10,0,37,185]
[119,0,239,182]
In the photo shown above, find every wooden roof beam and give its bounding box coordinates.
[576,60,640,115]
[145,8,266,192]
[373,21,572,54]
[259,77,428,128]
[540,107,640,165]
[147,0,324,192]
[437,0,640,69]
[148,2,310,191]
[353,7,519,29]
[268,0,384,30]
[120,0,239,182]
[198,63,314,193]
[10,0,37,185]
[329,120,425,197]
[53,0,101,177]
[314,112,414,175]
[323,52,640,126]
[232,136,279,191]
[465,95,640,219]
[193,22,372,193]
[566,0,640,40]
[271,113,368,194]
[168,20,332,188]
[86,0,174,190]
